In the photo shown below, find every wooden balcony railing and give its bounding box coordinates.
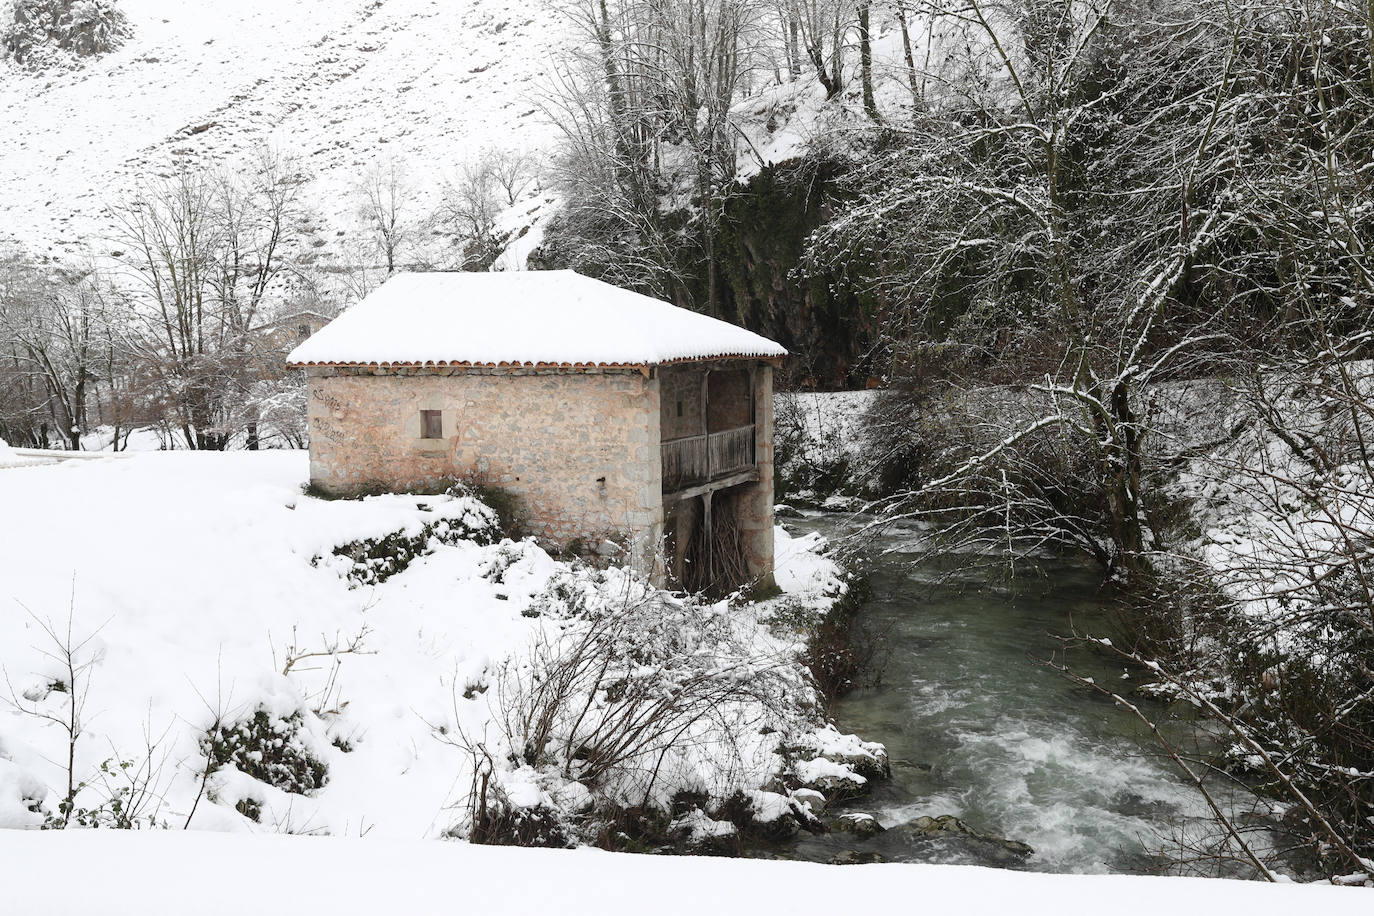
[662,424,755,493]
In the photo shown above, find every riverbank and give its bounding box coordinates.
[776,383,1374,882]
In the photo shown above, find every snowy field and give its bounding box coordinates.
[0,450,856,838]
[4,829,1369,915]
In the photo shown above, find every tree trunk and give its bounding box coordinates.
[858,1,879,121]
[896,2,921,109]
[788,14,801,80]
[807,43,841,98]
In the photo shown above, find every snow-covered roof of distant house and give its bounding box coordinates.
[252,309,335,333]
[285,271,787,369]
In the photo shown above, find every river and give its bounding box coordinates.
[782,513,1250,876]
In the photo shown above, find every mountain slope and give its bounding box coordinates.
[0,0,567,260]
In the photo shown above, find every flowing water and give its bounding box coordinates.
[783,513,1246,875]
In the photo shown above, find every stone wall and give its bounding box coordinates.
[741,365,775,587]
[306,366,663,576]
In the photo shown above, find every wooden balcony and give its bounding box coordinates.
[662,424,756,496]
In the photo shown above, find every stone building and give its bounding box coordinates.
[286,271,787,592]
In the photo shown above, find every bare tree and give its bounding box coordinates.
[487,148,539,205]
[812,0,1246,578]
[112,152,307,449]
[435,158,507,271]
[544,0,769,309]
[2,599,101,827]
[791,0,853,98]
[352,158,416,277]
[0,256,120,449]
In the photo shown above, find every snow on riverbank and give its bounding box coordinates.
[4,829,1369,915]
[775,390,880,506]
[0,451,858,838]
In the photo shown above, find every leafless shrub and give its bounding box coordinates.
[434,579,809,844]
[2,595,171,828]
[497,589,798,805]
[273,623,374,717]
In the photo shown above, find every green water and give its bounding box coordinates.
[785,514,1242,875]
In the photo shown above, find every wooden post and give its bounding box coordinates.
[702,490,714,589]
[700,368,711,481]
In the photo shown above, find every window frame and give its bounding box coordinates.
[419,409,443,440]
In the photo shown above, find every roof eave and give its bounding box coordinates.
[286,352,787,371]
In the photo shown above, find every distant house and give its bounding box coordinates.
[286,271,787,592]
[253,309,335,351]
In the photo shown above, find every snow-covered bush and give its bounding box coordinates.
[43,756,164,830]
[201,707,328,800]
[2,0,131,68]
[315,489,503,586]
[445,567,817,844]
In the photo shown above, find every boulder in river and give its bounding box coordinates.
[829,850,887,865]
[897,814,1035,859]
[792,788,827,814]
[831,812,885,839]
[666,808,738,855]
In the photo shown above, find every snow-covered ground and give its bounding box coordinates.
[0,450,858,837]
[5,829,1370,915]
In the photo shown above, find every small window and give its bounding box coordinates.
[676,400,683,418]
[420,410,443,440]
[297,324,310,340]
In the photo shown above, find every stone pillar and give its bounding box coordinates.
[632,372,666,587]
[739,363,775,588]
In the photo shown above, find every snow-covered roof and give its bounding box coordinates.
[285,271,787,369]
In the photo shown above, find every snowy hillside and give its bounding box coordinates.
[0,0,948,265]
[0,0,567,259]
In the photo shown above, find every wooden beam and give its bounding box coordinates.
[662,469,759,505]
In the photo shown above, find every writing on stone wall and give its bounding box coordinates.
[311,389,347,442]
[312,389,346,415]
[313,417,345,443]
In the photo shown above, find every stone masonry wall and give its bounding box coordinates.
[306,367,664,577]
[740,365,775,587]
